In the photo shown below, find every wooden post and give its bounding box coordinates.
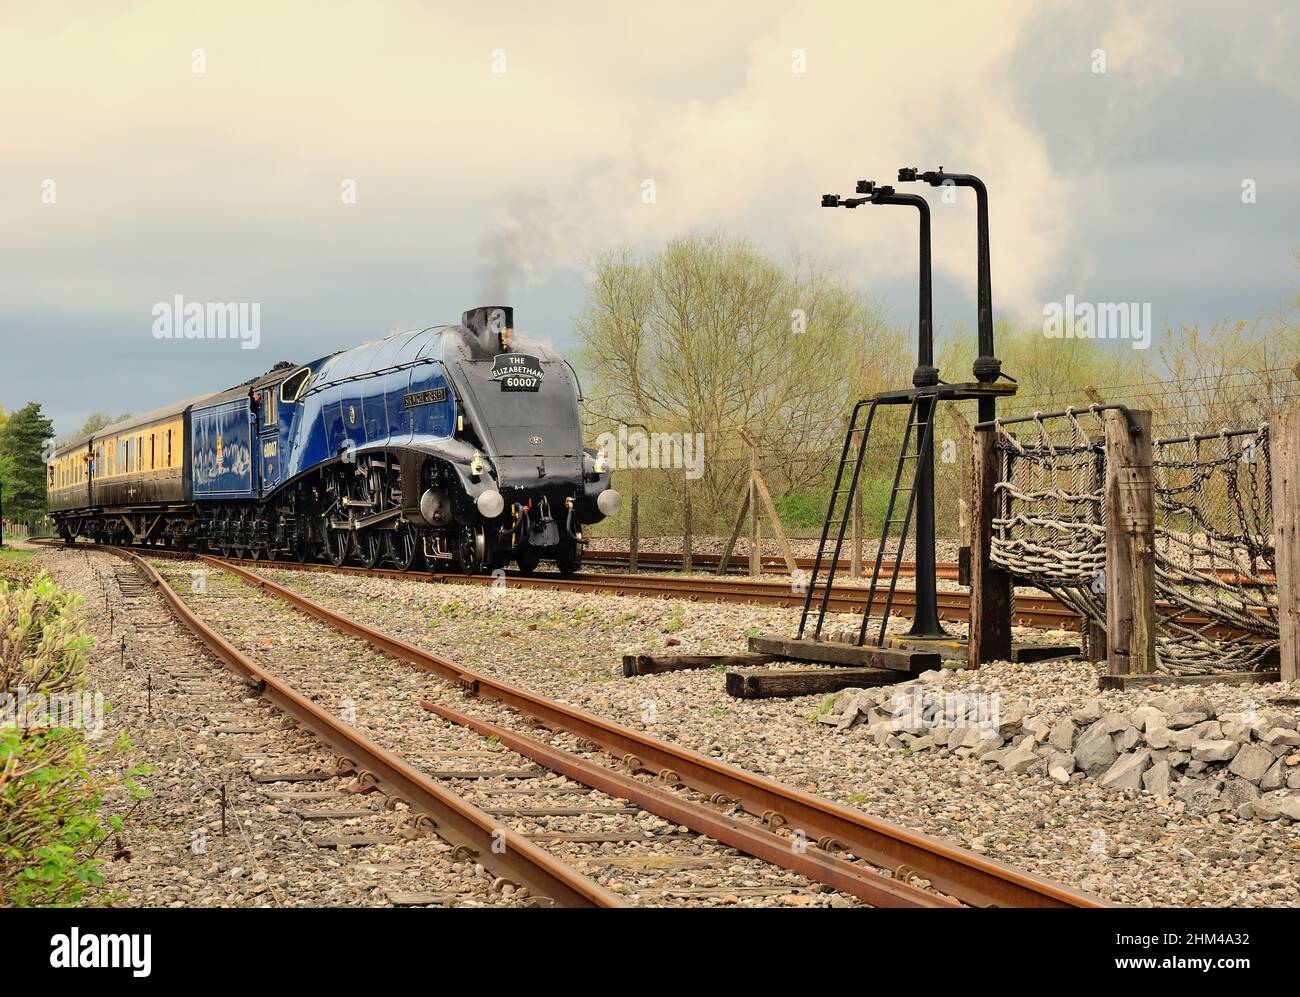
[967,427,1012,667]
[629,494,639,573]
[682,482,692,573]
[747,432,762,577]
[1104,409,1156,675]
[1271,409,1300,682]
[716,488,749,576]
[739,427,797,575]
[1085,432,1107,663]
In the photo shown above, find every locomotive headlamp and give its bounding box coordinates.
[470,451,485,477]
[594,450,609,473]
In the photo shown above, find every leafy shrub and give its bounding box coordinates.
[0,573,112,906]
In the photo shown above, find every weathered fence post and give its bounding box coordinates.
[629,494,640,573]
[1104,409,1156,676]
[1086,432,1107,663]
[1271,409,1300,682]
[968,427,1012,667]
[749,459,761,578]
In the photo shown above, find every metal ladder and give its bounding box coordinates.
[857,393,939,647]
[798,399,879,639]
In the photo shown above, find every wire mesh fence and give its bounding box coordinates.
[586,369,1300,549]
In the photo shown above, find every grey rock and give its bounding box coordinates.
[1223,776,1260,808]
[1144,726,1172,750]
[1113,727,1142,753]
[1260,758,1285,791]
[1287,768,1300,791]
[1142,760,1171,798]
[1262,727,1300,747]
[1181,695,1216,718]
[1044,750,1075,775]
[1228,742,1275,784]
[1048,717,1076,752]
[1221,721,1253,744]
[909,735,935,752]
[1074,719,1119,776]
[1071,700,1105,725]
[1131,706,1168,732]
[1191,739,1240,763]
[1100,711,1133,734]
[1000,742,1040,774]
[974,735,1006,758]
[1167,711,1210,730]
[1167,750,1191,768]
[1049,765,1071,784]
[1254,791,1300,821]
[1175,778,1227,815]
[1098,749,1152,791]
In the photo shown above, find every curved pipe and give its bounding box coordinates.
[899,168,998,400]
[868,189,936,387]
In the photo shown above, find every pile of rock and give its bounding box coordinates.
[819,674,1300,821]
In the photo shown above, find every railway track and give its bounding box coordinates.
[91,542,1106,908]
[36,538,1264,642]
[583,547,963,580]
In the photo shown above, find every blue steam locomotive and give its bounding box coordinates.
[46,307,621,574]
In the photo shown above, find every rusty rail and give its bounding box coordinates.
[198,552,1110,909]
[110,546,627,908]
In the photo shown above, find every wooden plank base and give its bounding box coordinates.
[748,635,940,672]
[1099,671,1280,690]
[725,666,904,699]
[622,651,774,677]
[1012,643,1082,663]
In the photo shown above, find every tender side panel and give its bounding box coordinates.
[191,398,256,499]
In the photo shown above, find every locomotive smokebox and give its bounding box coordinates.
[462,306,514,357]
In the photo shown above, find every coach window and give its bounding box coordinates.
[166,430,173,467]
[263,391,278,427]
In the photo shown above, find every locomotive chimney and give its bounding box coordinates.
[461,306,514,357]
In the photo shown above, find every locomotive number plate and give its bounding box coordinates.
[490,354,543,391]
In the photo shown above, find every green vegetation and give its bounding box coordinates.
[0,573,126,906]
[1,402,55,535]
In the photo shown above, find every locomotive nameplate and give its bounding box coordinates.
[490,354,543,391]
[403,387,448,409]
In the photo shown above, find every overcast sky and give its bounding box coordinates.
[2,0,1297,436]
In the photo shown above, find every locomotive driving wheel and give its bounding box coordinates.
[457,526,486,575]
[326,529,350,566]
[386,523,420,571]
[357,530,382,569]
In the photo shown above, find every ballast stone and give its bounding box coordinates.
[1228,743,1275,784]
[1192,740,1240,763]
[1074,720,1119,776]
[1098,749,1152,791]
